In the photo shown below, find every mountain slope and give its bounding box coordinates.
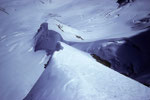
[24,43,150,100]
[0,0,150,100]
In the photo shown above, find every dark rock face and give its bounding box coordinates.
[117,0,134,7]
[91,54,111,67]
[34,23,63,55]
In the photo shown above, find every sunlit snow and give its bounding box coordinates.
[0,0,150,100]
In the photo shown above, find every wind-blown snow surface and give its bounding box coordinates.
[71,29,150,86]
[24,43,150,100]
[0,0,150,100]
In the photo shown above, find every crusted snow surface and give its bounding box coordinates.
[24,43,150,100]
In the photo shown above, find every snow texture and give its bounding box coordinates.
[24,43,150,100]
[0,0,150,100]
[71,29,150,86]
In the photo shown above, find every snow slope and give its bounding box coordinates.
[0,31,48,99]
[24,43,150,100]
[71,29,150,86]
[0,0,150,100]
